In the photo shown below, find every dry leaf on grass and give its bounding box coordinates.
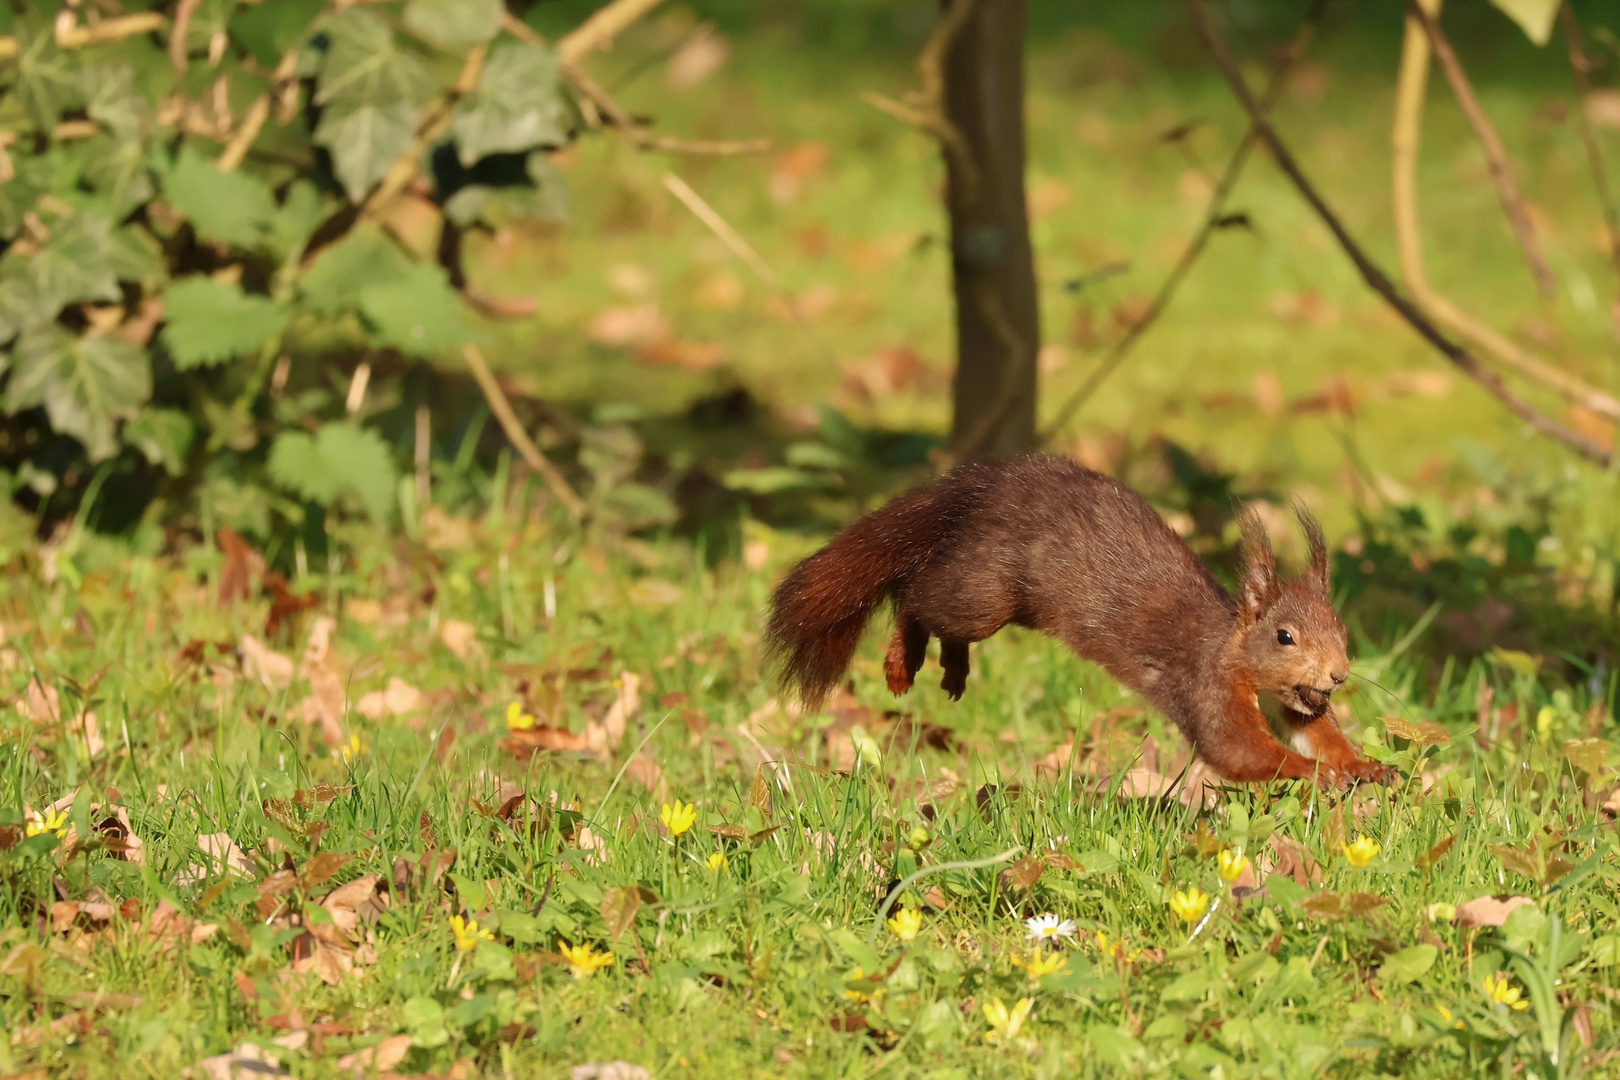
[1455,895,1535,928]
[1266,835,1322,887]
[601,672,641,750]
[356,676,422,720]
[625,753,664,798]
[185,833,255,882]
[572,1061,651,1080]
[198,1041,284,1079]
[240,635,294,689]
[336,1033,411,1074]
[588,305,670,348]
[21,678,59,722]
[438,619,480,660]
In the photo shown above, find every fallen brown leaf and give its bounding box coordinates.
[1456,895,1536,928]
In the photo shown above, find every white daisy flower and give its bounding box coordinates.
[1024,914,1077,942]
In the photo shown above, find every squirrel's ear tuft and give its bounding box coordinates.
[1293,498,1331,597]
[1237,504,1280,621]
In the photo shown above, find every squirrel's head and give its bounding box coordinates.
[1229,502,1348,717]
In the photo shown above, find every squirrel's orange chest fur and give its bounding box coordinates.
[767,454,1395,789]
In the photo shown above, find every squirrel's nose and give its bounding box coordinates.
[1329,671,1347,687]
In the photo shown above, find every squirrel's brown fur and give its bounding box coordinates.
[766,454,1394,788]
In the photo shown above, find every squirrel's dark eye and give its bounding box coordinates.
[1276,629,1295,646]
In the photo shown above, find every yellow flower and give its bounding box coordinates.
[1482,972,1530,1011]
[24,807,68,838]
[1217,848,1250,883]
[558,939,615,978]
[886,907,922,942]
[1012,951,1069,978]
[341,733,364,763]
[1093,929,1137,962]
[1169,886,1209,923]
[705,851,727,873]
[843,967,883,1003]
[1341,835,1380,867]
[1435,1004,1452,1022]
[660,800,697,837]
[449,915,493,952]
[505,701,535,731]
[982,996,1033,1043]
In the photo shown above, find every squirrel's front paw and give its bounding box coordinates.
[1344,758,1400,786]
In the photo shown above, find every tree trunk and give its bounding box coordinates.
[942,0,1040,462]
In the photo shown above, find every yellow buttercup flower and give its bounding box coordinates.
[558,939,615,978]
[24,807,68,838]
[1482,972,1530,1011]
[505,701,535,731]
[1169,886,1209,923]
[982,996,1033,1043]
[449,915,492,952]
[886,907,922,942]
[843,967,882,1003]
[705,851,727,873]
[1092,929,1139,962]
[1217,848,1250,883]
[1012,951,1069,978]
[660,800,696,837]
[1341,835,1380,867]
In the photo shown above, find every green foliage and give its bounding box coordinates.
[0,0,577,536]
[161,278,290,369]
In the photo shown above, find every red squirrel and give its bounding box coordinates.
[766,454,1395,788]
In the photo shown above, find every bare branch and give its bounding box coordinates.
[559,0,667,65]
[1393,1,1620,422]
[1403,0,1557,298]
[863,0,981,204]
[462,345,587,520]
[1561,2,1620,297]
[1041,0,1329,444]
[1188,0,1612,468]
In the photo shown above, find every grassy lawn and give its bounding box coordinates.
[5,4,1620,1078]
[1,503,1616,1078]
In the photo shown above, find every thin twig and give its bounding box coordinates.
[558,0,667,65]
[1392,0,1620,422]
[461,344,587,519]
[1188,0,1612,468]
[1404,0,1557,298]
[1561,2,1620,296]
[565,62,770,156]
[660,173,781,288]
[1040,0,1329,445]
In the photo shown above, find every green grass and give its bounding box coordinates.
[2,503,1617,1079]
[8,7,1620,1078]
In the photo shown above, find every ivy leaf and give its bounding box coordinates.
[230,0,326,66]
[449,42,569,166]
[82,136,155,219]
[161,277,291,369]
[357,262,474,355]
[9,20,81,131]
[269,180,329,261]
[268,422,397,522]
[0,274,50,345]
[298,221,415,312]
[1487,0,1560,46]
[0,158,49,241]
[403,0,502,51]
[107,225,166,289]
[123,408,196,476]
[160,146,279,251]
[313,99,416,202]
[29,213,119,316]
[7,327,152,461]
[316,9,437,108]
[82,65,142,142]
[1379,944,1437,984]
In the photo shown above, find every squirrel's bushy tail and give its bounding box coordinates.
[766,469,983,707]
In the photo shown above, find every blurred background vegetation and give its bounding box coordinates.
[3,0,1620,699]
